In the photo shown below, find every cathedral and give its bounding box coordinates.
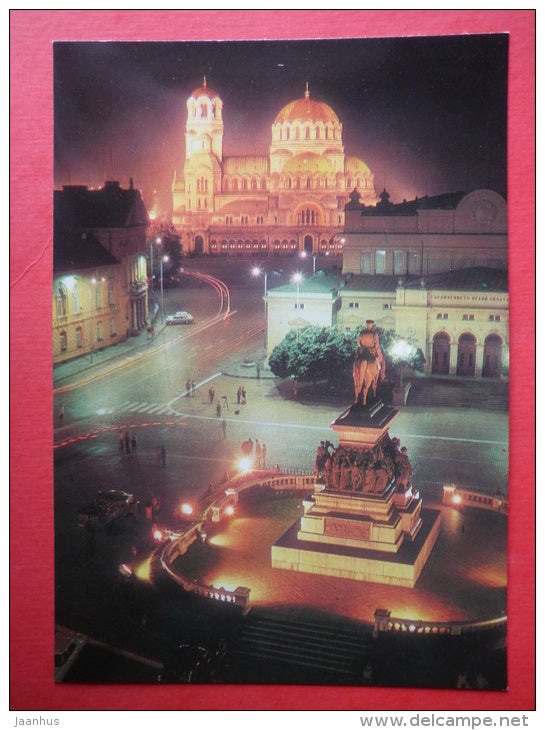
[172,79,377,256]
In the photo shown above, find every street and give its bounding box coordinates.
[52,257,508,682]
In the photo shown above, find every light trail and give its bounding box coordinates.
[53,270,234,395]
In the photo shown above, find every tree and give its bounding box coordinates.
[268,326,355,385]
[268,325,425,387]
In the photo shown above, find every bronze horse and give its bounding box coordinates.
[353,353,381,406]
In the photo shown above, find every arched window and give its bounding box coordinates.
[306,177,311,189]
[200,103,207,118]
[242,178,248,191]
[232,179,238,191]
[305,126,310,140]
[56,284,67,318]
[315,125,320,139]
[295,126,300,140]
[251,178,257,190]
[73,286,79,313]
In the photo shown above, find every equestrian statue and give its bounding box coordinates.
[353,320,386,406]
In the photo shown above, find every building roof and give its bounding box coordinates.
[274,87,340,126]
[341,274,400,293]
[282,153,334,175]
[268,269,341,295]
[352,190,467,216]
[54,229,120,274]
[54,181,149,230]
[190,76,219,100]
[404,267,508,292]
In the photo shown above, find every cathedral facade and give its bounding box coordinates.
[172,80,377,256]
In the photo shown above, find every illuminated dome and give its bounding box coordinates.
[282,153,334,175]
[345,155,371,175]
[274,86,340,125]
[190,76,219,99]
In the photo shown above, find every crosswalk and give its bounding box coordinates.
[116,399,181,416]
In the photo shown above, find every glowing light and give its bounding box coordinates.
[119,563,132,578]
[181,503,193,516]
[153,529,163,541]
[251,265,262,278]
[291,272,303,285]
[133,555,153,581]
[225,505,234,516]
[453,494,462,505]
[238,458,251,474]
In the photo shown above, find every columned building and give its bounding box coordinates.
[172,79,377,256]
[265,187,508,378]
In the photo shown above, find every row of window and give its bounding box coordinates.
[437,313,501,321]
[361,250,419,276]
[273,123,341,142]
[58,320,116,351]
[56,283,115,319]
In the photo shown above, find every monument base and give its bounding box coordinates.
[272,506,441,588]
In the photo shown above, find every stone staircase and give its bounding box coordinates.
[231,609,373,684]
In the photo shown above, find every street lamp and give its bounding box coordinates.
[251,266,281,349]
[88,276,105,363]
[390,339,414,388]
[149,236,161,290]
[160,255,169,323]
[291,272,303,341]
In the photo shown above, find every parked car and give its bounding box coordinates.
[79,490,135,528]
[165,311,194,325]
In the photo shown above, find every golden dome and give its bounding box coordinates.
[345,155,371,175]
[282,153,334,175]
[190,76,219,99]
[274,86,339,126]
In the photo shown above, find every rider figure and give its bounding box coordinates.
[357,320,386,379]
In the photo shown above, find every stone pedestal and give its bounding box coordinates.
[271,399,441,588]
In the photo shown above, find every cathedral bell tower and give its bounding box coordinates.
[185,76,224,163]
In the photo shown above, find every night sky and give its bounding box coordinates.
[53,35,508,216]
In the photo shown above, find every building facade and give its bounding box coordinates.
[53,180,150,364]
[265,188,508,378]
[342,188,507,277]
[172,80,377,256]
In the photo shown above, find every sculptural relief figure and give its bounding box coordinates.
[353,320,386,406]
[395,446,413,490]
[340,458,352,491]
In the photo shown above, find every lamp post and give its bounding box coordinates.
[89,277,96,363]
[160,255,168,323]
[390,339,414,388]
[291,272,303,341]
[150,236,161,290]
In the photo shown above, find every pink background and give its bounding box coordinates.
[10,10,535,710]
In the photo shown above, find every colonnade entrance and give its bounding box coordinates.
[431,331,504,378]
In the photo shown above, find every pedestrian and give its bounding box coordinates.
[209,386,215,404]
[237,386,241,404]
[119,428,124,452]
[221,419,227,440]
[131,434,137,458]
[261,443,267,469]
[216,401,222,418]
[151,327,154,339]
[255,439,262,468]
[125,431,131,455]
[58,403,65,425]
[221,394,229,411]
[161,444,166,468]
[155,445,161,466]
[191,380,196,397]
[185,379,191,395]
[241,387,247,404]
